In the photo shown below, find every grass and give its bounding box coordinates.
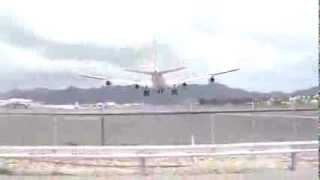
[0,168,13,175]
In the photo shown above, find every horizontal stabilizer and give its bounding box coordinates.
[159,67,187,74]
[124,69,154,75]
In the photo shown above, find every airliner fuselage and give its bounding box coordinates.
[151,71,167,90]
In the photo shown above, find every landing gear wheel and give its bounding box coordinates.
[143,88,150,97]
[171,88,178,95]
[157,89,165,94]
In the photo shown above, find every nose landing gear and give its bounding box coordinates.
[157,89,165,94]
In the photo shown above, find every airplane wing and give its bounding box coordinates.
[167,68,240,86]
[79,74,107,80]
[209,68,240,76]
[79,74,151,87]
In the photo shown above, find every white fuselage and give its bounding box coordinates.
[151,72,167,89]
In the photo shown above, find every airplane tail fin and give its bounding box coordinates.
[125,39,159,75]
[151,39,158,71]
[125,40,187,75]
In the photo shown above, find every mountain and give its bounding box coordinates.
[291,86,318,96]
[0,84,317,105]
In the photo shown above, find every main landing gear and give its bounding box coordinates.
[143,87,150,97]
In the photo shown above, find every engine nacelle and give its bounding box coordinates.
[182,82,188,87]
[209,76,215,83]
[134,84,140,89]
[105,80,112,86]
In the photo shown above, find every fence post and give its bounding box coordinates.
[191,134,195,145]
[210,114,215,144]
[53,115,58,145]
[140,157,147,175]
[251,100,255,110]
[100,116,105,146]
[289,152,297,171]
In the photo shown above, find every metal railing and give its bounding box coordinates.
[0,141,317,172]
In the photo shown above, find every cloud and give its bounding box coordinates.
[0,14,186,70]
[0,42,114,91]
[0,0,317,92]
[0,15,136,67]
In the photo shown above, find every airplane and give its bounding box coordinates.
[0,98,34,109]
[80,42,240,96]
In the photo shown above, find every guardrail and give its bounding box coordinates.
[0,148,315,158]
[0,141,317,172]
[0,141,317,152]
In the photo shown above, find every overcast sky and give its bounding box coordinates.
[0,0,317,92]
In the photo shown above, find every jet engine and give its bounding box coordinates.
[182,82,188,87]
[105,80,112,86]
[134,84,140,89]
[209,76,215,83]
